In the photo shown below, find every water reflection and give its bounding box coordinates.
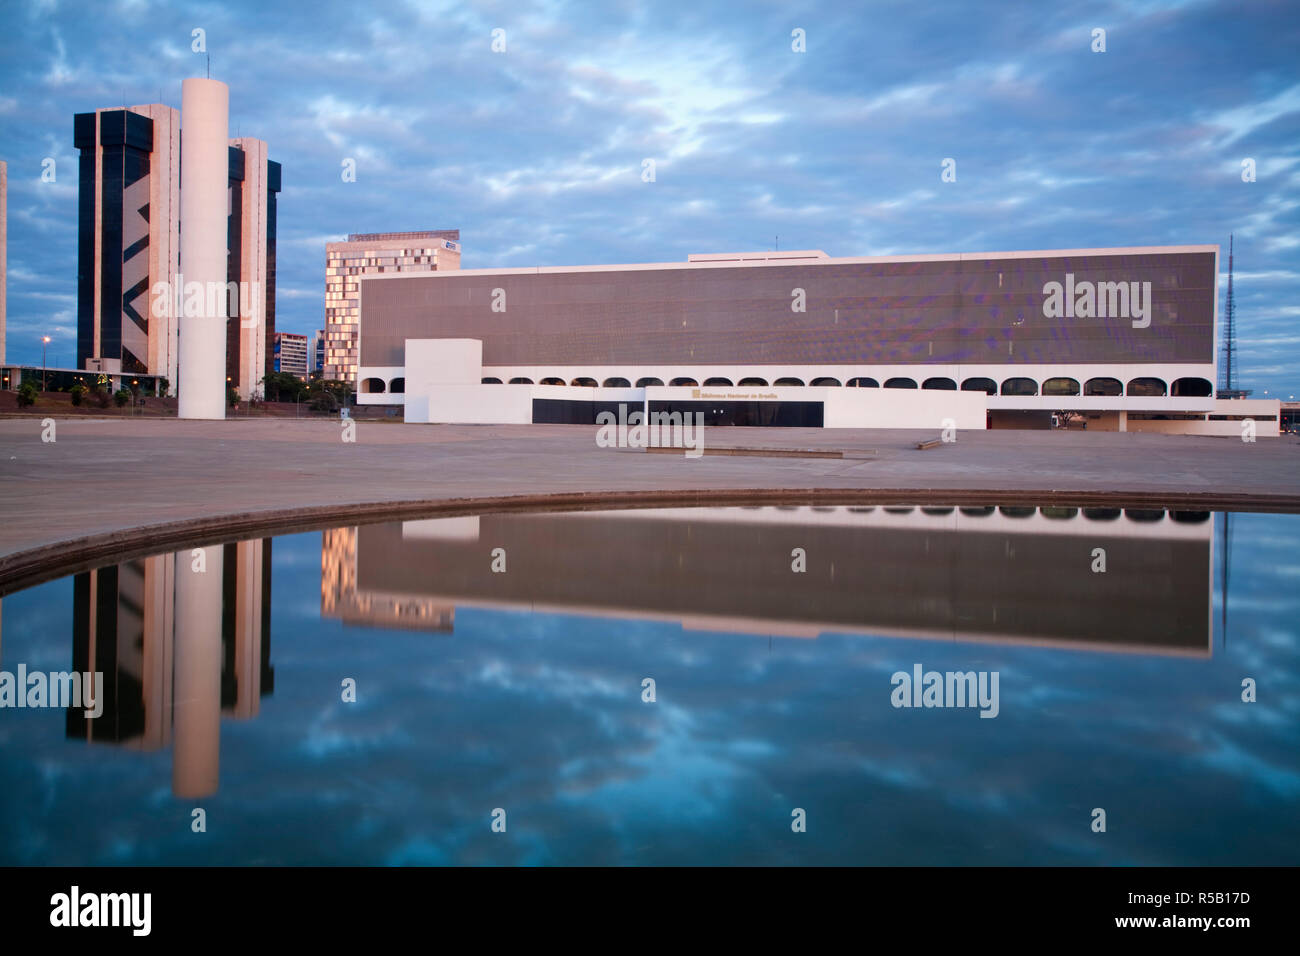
[1,504,1294,865]
[64,540,273,797]
[323,506,1213,655]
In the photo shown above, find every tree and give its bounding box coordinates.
[157,378,170,398]
[261,371,308,403]
[114,388,131,408]
[70,385,85,407]
[17,382,37,407]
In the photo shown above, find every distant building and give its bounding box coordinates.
[1,158,6,365]
[273,331,308,378]
[309,328,325,374]
[323,230,460,384]
[73,105,280,398]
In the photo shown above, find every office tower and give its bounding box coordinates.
[73,104,181,379]
[272,331,308,378]
[74,93,280,404]
[227,137,282,399]
[323,230,460,384]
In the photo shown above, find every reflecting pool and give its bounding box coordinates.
[0,506,1296,865]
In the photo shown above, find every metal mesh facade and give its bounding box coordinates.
[359,250,1215,368]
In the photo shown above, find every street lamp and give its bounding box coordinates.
[42,336,51,392]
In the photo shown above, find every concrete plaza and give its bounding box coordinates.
[0,417,1297,590]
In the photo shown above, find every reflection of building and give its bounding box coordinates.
[323,230,460,385]
[323,507,1213,655]
[322,527,453,631]
[67,540,274,792]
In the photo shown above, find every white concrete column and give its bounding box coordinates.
[1118,411,1128,432]
[178,78,229,420]
[172,545,224,798]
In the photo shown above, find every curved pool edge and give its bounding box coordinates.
[3,485,1299,595]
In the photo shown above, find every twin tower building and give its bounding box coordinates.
[75,78,280,418]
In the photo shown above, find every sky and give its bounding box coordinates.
[1,0,1297,395]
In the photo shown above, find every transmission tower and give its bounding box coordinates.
[1221,234,1236,391]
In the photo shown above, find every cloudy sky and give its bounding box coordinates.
[1,0,1297,394]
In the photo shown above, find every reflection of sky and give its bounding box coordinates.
[0,512,1297,865]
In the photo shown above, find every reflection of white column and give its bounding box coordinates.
[178,78,229,420]
[173,546,223,798]
[232,539,263,719]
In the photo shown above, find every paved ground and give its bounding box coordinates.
[1,417,1297,589]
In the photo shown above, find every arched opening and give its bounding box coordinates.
[570,377,598,387]
[884,377,917,389]
[774,377,804,386]
[1083,508,1122,521]
[1040,506,1079,520]
[703,377,733,386]
[508,377,534,385]
[480,377,502,385]
[922,377,956,390]
[1042,377,1080,397]
[1127,377,1167,397]
[670,377,698,387]
[847,377,879,388]
[810,377,842,387]
[961,377,997,395]
[361,377,385,394]
[959,506,995,517]
[1001,377,1037,396]
[540,377,565,386]
[1172,377,1213,397]
[921,506,954,516]
[1084,377,1123,396]
[602,377,631,388]
[738,377,768,386]
[636,377,664,387]
[999,506,1036,518]
[389,378,405,393]
[1125,508,1165,522]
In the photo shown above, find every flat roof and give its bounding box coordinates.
[359,244,1220,282]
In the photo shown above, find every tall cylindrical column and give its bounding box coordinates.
[178,78,229,420]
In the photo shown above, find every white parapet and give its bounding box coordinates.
[178,78,229,420]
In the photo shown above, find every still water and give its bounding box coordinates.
[0,505,1296,865]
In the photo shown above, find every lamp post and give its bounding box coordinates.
[42,336,51,392]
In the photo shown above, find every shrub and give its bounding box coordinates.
[70,384,85,407]
[114,389,131,408]
[94,387,112,409]
[17,383,38,407]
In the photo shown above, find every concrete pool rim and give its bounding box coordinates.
[2,486,1297,595]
